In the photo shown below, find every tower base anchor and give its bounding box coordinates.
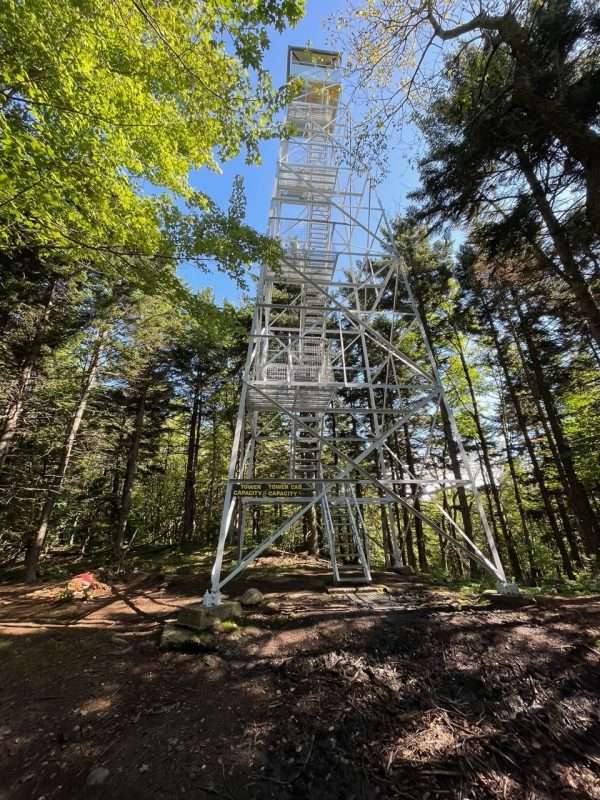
[496,581,520,596]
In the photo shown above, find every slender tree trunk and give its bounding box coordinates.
[414,297,475,572]
[440,401,480,576]
[391,430,416,568]
[24,328,106,581]
[380,505,392,569]
[398,457,416,569]
[205,406,219,544]
[315,504,323,552]
[0,280,56,468]
[306,506,319,556]
[475,447,503,556]
[503,301,588,562]
[506,45,600,236]
[588,336,600,371]
[483,302,575,578]
[553,493,584,570]
[403,423,427,571]
[442,488,465,578]
[516,148,600,341]
[389,454,407,564]
[510,293,600,558]
[438,516,448,573]
[109,420,125,536]
[499,399,538,583]
[113,381,148,560]
[182,375,202,544]
[454,336,523,580]
[0,363,34,470]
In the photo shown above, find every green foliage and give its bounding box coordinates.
[0,283,246,573]
[0,0,301,286]
[0,0,307,577]
[561,365,600,485]
[218,620,239,633]
[2,0,599,593]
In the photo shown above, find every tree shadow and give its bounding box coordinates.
[242,598,600,799]
[0,573,598,800]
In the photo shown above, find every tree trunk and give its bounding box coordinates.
[503,299,588,562]
[499,399,538,583]
[24,328,106,582]
[439,400,480,576]
[511,293,600,558]
[389,453,407,565]
[483,301,575,578]
[403,423,427,571]
[414,293,474,572]
[397,455,417,569]
[380,505,392,569]
[429,10,600,233]
[205,406,219,545]
[553,493,584,570]
[306,506,319,556]
[0,280,56,468]
[454,335,523,580]
[510,83,600,237]
[113,381,148,560]
[516,148,600,344]
[182,375,202,544]
[443,488,465,578]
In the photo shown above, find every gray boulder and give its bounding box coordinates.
[240,588,264,606]
[86,767,110,787]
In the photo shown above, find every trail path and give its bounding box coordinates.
[1,558,599,799]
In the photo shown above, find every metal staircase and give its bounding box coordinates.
[292,414,321,480]
[323,486,371,584]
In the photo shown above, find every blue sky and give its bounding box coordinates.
[179,0,423,305]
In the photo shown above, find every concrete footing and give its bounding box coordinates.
[177,600,242,631]
[496,581,520,596]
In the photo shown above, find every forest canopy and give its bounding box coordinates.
[330,0,600,581]
[1,0,599,592]
[1,5,599,800]
[0,0,303,580]
[0,0,303,283]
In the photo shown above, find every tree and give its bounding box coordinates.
[406,37,600,342]
[23,323,108,580]
[336,0,600,233]
[1,1,302,473]
[1,0,303,271]
[0,247,94,467]
[170,295,246,545]
[392,220,486,574]
[456,243,599,573]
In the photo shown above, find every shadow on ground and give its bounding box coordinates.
[1,559,599,800]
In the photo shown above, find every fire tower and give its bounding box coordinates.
[204,47,516,606]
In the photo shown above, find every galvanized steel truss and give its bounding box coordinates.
[204,47,515,605]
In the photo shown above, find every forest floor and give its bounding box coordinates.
[1,551,600,800]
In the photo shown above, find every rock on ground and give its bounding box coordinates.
[263,600,280,614]
[86,767,110,787]
[240,588,264,606]
[159,623,217,652]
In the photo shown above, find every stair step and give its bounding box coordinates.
[333,576,372,586]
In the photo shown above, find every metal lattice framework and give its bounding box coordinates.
[204,47,516,606]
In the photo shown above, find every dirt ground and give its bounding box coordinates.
[1,554,600,800]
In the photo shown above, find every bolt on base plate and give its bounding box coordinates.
[202,590,223,608]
